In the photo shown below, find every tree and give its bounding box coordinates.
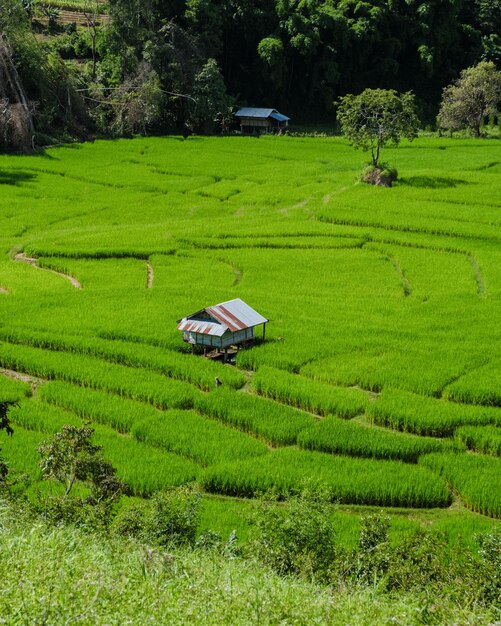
[83,0,102,80]
[438,61,501,137]
[38,424,125,504]
[188,58,232,134]
[0,400,15,484]
[337,88,420,169]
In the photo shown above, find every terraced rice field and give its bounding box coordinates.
[0,135,500,533]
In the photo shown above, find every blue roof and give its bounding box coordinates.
[270,112,290,122]
[235,107,290,121]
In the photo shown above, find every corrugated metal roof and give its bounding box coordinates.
[269,112,290,122]
[235,108,275,118]
[177,319,227,337]
[177,298,268,337]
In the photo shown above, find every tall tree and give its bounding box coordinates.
[337,88,420,168]
[438,61,501,136]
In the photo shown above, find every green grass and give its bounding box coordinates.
[131,410,269,466]
[420,453,501,517]
[0,374,32,403]
[1,134,501,533]
[455,425,501,456]
[2,499,498,626]
[194,388,316,445]
[253,366,369,417]
[0,341,198,410]
[201,448,452,508]
[298,415,461,462]
[367,388,501,436]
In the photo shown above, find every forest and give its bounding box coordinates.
[0,0,500,148]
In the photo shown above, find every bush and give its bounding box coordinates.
[144,487,201,547]
[355,512,391,585]
[249,489,337,582]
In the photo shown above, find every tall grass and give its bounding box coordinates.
[420,453,501,518]
[8,399,200,495]
[0,328,245,390]
[367,388,501,436]
[39,380,161,433]
[454,426,501,457]
[0,342,197,410]
[194,388,316,445]
[131,410,269,466]
[298,416,461,462]
[253,366,368,417]
[0,375,31,403]
[444,360,501,407]
[201,448,452,508]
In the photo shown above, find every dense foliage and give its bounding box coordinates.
[1,0,500,146]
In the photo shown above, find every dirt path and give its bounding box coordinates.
[15,253,82,289]
[146,261,154,289]
[0,368,45,394]
[0,287,9,295]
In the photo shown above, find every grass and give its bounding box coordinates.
[420,453,501,517]
[298,415,461,462]
[253,366,369,417]
[367,387,501,436]
[201,448,452,508]
[194,388,316,445]
[1,134,501,528]
[2,499,498,626]
[455,425,501,456]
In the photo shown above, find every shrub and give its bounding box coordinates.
[249,490,337,582]
[144,487,201,547]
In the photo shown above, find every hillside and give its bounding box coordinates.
[0,135,500,621]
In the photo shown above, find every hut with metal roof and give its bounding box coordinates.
[235,108,290,135]
[177,298,268,359]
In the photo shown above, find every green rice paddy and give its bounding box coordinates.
[1,135,500,536]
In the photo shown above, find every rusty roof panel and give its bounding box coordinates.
[178,298,267,338]
[177,319,227,337]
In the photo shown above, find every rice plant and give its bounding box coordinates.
[298,416,461,462]
[0,375,31,403]
[39,381,161,433]
[367,388,501,436]
[194,388,316,445]
[420,453,501,517]
[201,448,451,508]
[8,399,199,495]
[131,410,269,466]
[454,426,501,457]
[444,360,501,407]
[0,327,245,391]
[0,342,197,410]
[253,366,368,417]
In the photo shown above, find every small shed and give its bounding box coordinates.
[235,108,290,135]
[177,298,268,357]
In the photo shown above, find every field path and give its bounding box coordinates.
[468,255,486,297]
[14,253,82,289]
[146,261,154,289]
[0,367,44,394]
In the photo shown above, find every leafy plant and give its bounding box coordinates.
[337,88,419,169]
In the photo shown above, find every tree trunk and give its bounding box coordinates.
[0,34,35,137]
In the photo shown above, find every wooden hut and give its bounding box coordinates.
[235,108,290,134]
[177,298,268,359]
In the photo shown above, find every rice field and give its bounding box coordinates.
[0,135,501,527]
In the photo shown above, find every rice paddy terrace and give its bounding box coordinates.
[0,135,500,538]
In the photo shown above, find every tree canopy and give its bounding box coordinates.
[438,61,501,137]
[1,0,500,146]
[337,89,419,167]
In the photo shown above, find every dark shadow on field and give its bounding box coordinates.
[399,176,470,189]
[0,171,37,186]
